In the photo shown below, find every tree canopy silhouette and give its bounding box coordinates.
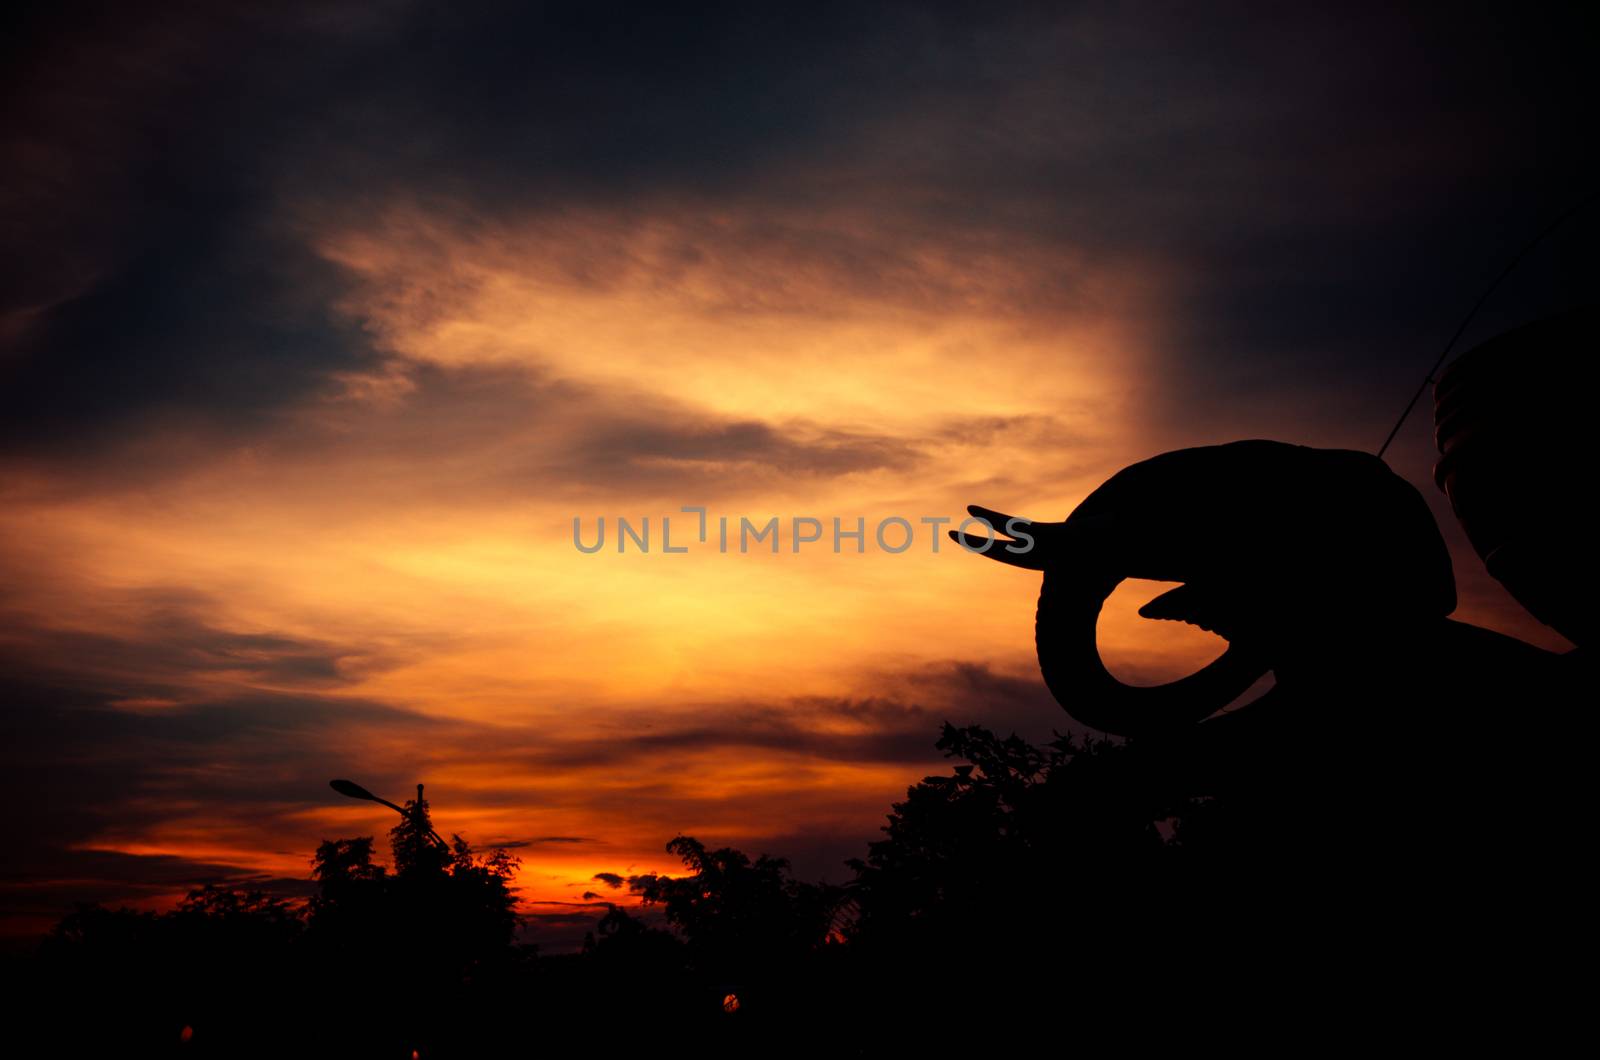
[33,790,528,1057]
[628,835,845,969]
[307,792,523,963]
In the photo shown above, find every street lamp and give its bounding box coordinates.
[329,779,451,850]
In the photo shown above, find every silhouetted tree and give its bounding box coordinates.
[298,798,526,1054]
[390,788,453,877]
[581,904,685,972]
[35,884,307,1054]
[630,836,844,965]
[32,727,1341,1055]
[306,801,522,955]
[847,723,1177,944]
[615,835,848,1025]
[833,723,1211,1046]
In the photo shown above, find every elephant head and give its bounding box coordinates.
[955,440,1456,736]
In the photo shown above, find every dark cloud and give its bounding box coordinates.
[618,695,981,767]
[4,2,1592,467]
[0,675,450,839]
[260,360,927,501]
[0,0,939,457]
[0,845,315,953]
[572,418,924,484]
[0,588,398,698]
[494,836,587,848]
[1,3,382,455]
[0,228,377,459]
[591,872,625,890]
[0,584,460,932]
[0,678,452,938]
[403,660,1065,789]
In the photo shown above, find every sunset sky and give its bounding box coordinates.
[1,2,1590,947]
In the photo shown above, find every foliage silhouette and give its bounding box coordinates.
[23,707,1582,1053]
[833,723,1202,1045]
[32,794,529,1057]
[847,723,1176,947]
[565,834,852,1034]
[629,836,845,969]
[306,792,524,982]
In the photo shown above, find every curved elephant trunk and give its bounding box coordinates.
[1034,564,1270,737]
[962,440,1456,737]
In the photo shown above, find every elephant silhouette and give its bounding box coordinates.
[954,314,1590,1029]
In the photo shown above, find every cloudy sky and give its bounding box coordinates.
[1,1,1591,946]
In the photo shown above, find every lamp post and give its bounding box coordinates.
[328,779,445,1060]
[329,778,451,850]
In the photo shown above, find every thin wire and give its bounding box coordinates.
[1376,193,1596,459]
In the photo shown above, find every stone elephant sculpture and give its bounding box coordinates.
[950,315,1590,1026]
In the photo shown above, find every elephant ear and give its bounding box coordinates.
[1034,567,1269,738]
